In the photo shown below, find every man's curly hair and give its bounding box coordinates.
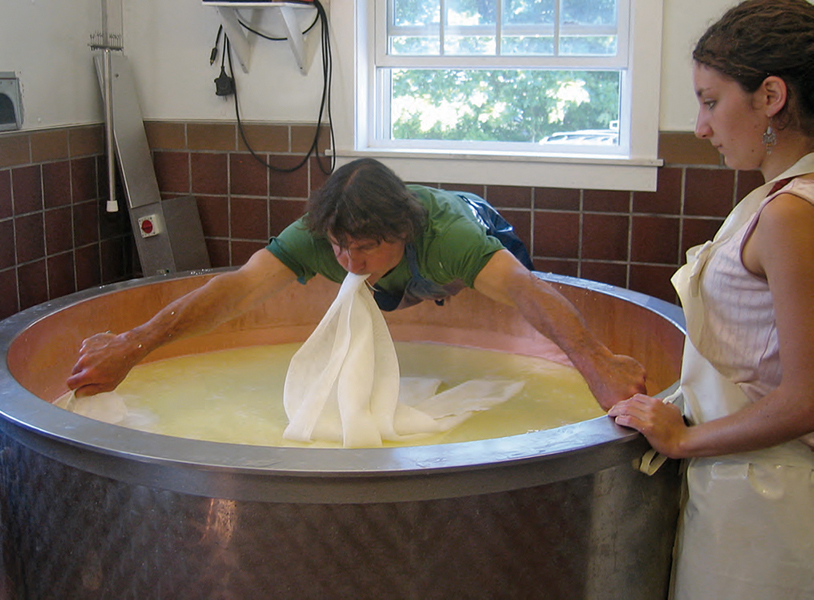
[303,158,427,248]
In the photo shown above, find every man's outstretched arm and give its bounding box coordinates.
[474,249,647,410]
[67,249,298,397]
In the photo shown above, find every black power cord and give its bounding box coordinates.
[236,9,319,41]
[214,30,235,97]
[210,25,223,64]
[215,0,334,175]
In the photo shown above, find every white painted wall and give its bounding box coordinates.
[1,0,104,129]
[659,0,734,131]
[0,0,736,133]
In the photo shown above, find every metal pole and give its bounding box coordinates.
[100,0,118,213]
[103,47,118,213]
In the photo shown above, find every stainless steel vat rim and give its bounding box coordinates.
[0,270,685,502]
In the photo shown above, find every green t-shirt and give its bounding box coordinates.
[266,185,505,300]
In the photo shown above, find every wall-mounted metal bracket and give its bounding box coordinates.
[204,1,324,75]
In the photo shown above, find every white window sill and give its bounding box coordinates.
[331,148,663,192]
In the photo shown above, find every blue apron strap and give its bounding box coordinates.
[371,190,534,312]
[457,193,534,270]
[372,245,450,311]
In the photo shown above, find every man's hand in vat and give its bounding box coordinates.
[473,250,647,411]
[578,351,647,411]
[65,250,299,398]
[67,331,149,397]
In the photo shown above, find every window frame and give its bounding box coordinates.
[330,0,663,191]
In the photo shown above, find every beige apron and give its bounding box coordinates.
[668,154,814,600]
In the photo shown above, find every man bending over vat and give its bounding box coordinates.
[67,158,645,410]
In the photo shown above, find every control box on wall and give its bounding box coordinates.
[0,73,23,132]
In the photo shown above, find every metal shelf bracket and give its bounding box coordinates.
[208,2,323,75]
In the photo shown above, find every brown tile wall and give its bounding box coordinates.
[0,123,755,320]
[145,121,331,269]
[0,125,134,319]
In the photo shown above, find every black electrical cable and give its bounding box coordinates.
[214,31,236,96]
[222,0,334,175]
[236,9,319,41]
[210,24,223,64]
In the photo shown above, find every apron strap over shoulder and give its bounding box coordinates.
[457,193,534,270]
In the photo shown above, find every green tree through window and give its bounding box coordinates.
[391,69,619,143]
[382,0,623,147]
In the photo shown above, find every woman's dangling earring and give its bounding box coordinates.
[762,123,777,154]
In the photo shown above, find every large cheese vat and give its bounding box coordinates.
[0,270,685,599]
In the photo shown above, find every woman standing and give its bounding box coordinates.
[609,1,814,598]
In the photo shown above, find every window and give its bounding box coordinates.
[332,0,663,190]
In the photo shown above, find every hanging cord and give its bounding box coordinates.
[210,24,223,64]
[222,0,334,175]
[236,9,319,41]
[214,31,235,97]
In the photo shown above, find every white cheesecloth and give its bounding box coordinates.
[282,273,523,447]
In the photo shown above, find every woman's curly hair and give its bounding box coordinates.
[693,0,814,137]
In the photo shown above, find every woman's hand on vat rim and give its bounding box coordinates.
[608,394,688,458]
[66,331,149,398]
